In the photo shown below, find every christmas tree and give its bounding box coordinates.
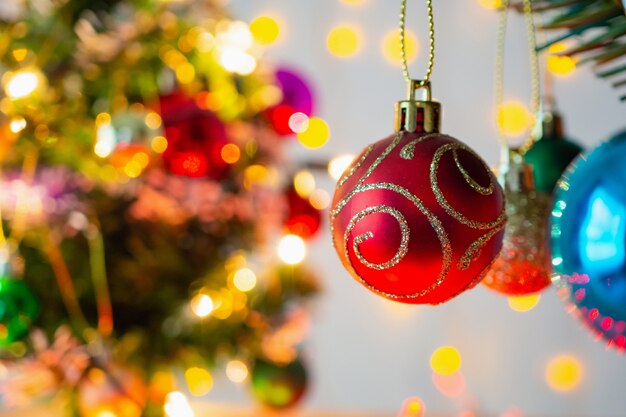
[0,0,323,415]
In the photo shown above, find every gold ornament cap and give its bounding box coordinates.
[395,80,441,134]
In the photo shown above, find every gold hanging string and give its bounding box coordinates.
[400,0,435,87]
[494,0,542,157]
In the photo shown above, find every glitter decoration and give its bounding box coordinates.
[330,131,505,305]
[483,153,552,295]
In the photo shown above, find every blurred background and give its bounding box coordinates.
[0,0,625,417]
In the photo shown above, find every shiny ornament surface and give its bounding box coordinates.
[0,277,39,345]
[524,113,582,194]
[483,159,552,295]
[552,130,626,350]
[331,131,506,304]
[250,357,308,409]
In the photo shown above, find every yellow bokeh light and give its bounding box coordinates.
[164,392,194,417]
[12,48,28,62]
[508,294,541,312]
[233,267,257,292]
[151,136,168,154]
[96,112,112,126]
[297,117,330,149]
[341,0,366,4]
[545,355,583,392]
[190,294,214,318]
[399,397,425,417]
[250,16,280,45]
[382,30,418,66]
[497,101,533,137]
[328,154,355,181]
[221,143,241,164]
[176,62,196,84]
[9,116,26,133]
[145,112,162,130]
[478,0,502,9]
[226,360,249,383]
[548,43,576,76]
[185,367,213,397]
[4,70,41,99]
[430,346,462,376]
[124,161,143,178]
[293,170,316,198]
[278,234,306,265]
[309,189,331,210]
[327,26,361,58]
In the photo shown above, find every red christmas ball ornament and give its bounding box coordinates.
[284,186,322,239]
[159,91,230,179]
[330,82,506,304]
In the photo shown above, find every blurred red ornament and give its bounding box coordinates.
[269,104,296,136]
[159,91,229,179]
[284,187,322,239]
[331,131,506,305]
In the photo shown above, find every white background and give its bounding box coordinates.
[219,1,626,416]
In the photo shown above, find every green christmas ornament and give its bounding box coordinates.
[0,277,40,345]
[250,357,308,409]
[524,112,583,194]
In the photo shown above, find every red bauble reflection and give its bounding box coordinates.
[159,91,229,179]
[330,131,506,305]
[284,187,322,239]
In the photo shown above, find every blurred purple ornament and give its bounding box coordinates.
[275,68,315,116]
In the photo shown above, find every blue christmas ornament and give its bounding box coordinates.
[552,129,626,351]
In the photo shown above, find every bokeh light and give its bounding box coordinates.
[221,143,241,164]
[309,189,331,210]
[399,397,425,417]
[9,116,26,133]
[151,136,169,154]
[145,112,163,130]
[382,30,418,66]
[250,16,280,45]
[430,346,461,376]
[293,170,316,198]
[341,0,366,4]
[164,392,194,417]
[226,360,249,383]
[288,112,310,134]
[432,371,466,398]
[297,117,330,149]
[497,101,533,137]
[233,267,257,292]
[327,26,362,58]
[190,294,214,318]
[278,234,306,265]
[219,48,257,75]
[548,43,576,76]
[508,294,541,312]
[185,367,213,397]
[478,0,502,9]
[4,70,41,99]
[545,354,583,392]
[328,154,355,181]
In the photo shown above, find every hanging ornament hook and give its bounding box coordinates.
[396,0,439,133]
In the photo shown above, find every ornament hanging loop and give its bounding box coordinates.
[395,79,441,134]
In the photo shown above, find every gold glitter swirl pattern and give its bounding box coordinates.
[345,205,410,271]
[430,142,505,230]
[457,219,506,270]
[331,132,505,302]
[453,150,494,196]
[336,181,452,299]
[337,144,374,188]
[399,133,440,160]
